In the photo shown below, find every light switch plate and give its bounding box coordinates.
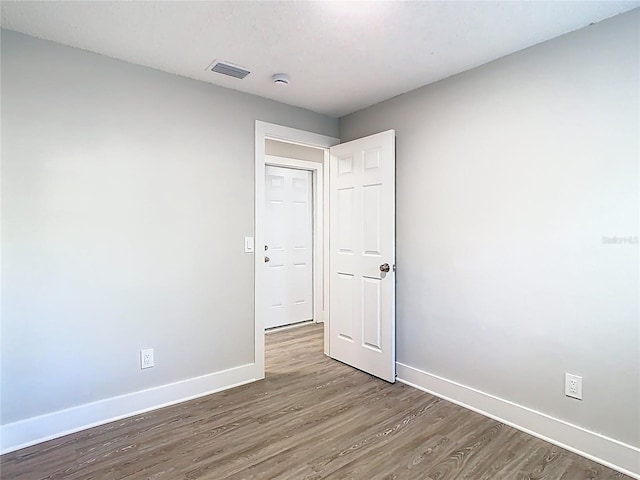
[244,236,254,253]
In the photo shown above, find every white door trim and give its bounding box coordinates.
[255,121,339,379]
[265,156,324,328]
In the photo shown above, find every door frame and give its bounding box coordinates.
[265,156,323,329]
[254,121,339,378]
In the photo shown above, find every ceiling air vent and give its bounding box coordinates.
[208,60,250,79]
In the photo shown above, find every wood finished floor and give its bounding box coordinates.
[1,324,630,480]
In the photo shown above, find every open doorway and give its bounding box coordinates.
[263,139,324,330]
[255,122,397,384]
[254,121,339,380]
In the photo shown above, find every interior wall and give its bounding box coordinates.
[0,30,338,426]
[340,10,639,448]
[265,139,324,163]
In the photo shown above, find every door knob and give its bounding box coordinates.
[379,263,390,273]
[265,256,270,263]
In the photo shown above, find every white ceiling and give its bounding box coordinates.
[2,1,638,118]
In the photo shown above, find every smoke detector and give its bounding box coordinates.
[272,73,290,86]
[207,60,250,79]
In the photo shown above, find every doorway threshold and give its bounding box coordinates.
[265,320,315,334]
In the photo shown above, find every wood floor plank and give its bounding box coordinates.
[0,324,632,480]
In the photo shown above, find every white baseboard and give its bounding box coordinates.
[266,320,316,333]
[1,362,259,455]
[396,362,640,479]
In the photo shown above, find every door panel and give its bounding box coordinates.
[265,166,313,329]
[329,130,395,382]
[334,272,355,340]
[362,276,382,351]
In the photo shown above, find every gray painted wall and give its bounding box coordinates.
[341,10,639,447]
[0,30,338,424]
[265,139,324,163]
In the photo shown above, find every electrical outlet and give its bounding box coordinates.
[140,349,154,369]
[565,373,582,400]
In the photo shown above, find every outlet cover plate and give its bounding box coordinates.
[565,373,582,400]
[141,349,154,369]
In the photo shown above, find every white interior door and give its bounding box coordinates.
[265,166,313,329]
[329,130,396,383]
